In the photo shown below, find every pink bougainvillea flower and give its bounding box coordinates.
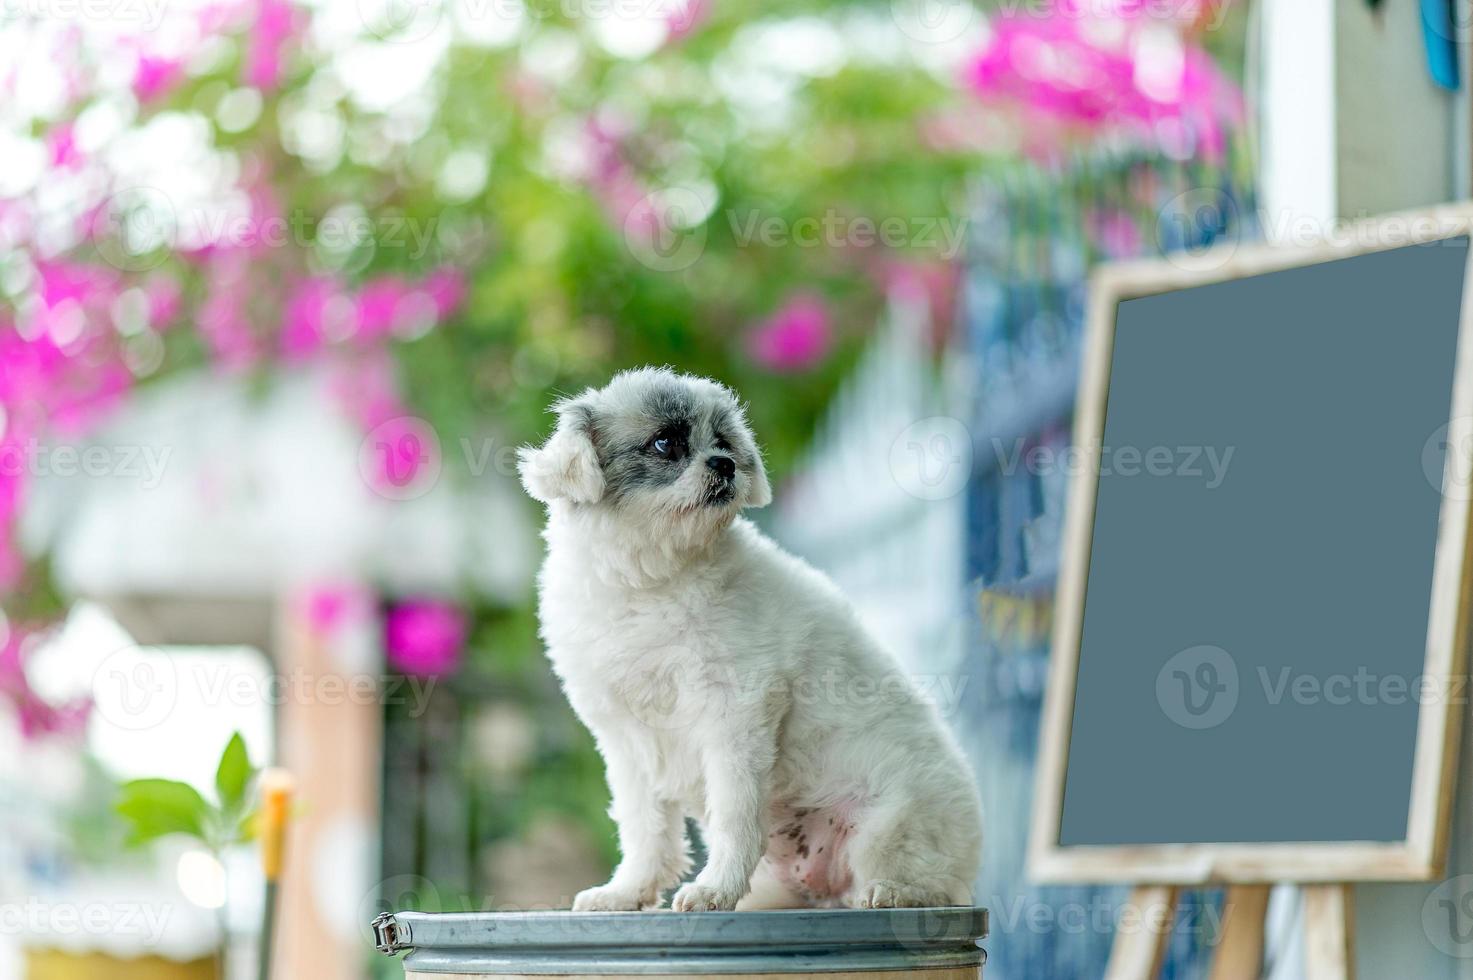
[384,599,467,677]
[0,624,92,740]
[281,275,350,360]
[355,276,411,339]
[144,275,183,329]
[0,297,136,589]
[352,271,463,342]
[299,581,373,637]
[245,0,298,91]
[36,259,115,311]
[583,116,660,238]
[962,10,1241,158]
[133,55,184,103]
[8,267,132,433]
[325,351,442,492]
[196,252,260,372]
[47,123,83,170]
[965,16,1133,126]
[423,267,466,320]
[330,349,402,431]
[747,293,833,373]
[16,696,92,741]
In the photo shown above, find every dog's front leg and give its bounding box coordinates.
[574,754,687,911]
[671,735,771,912]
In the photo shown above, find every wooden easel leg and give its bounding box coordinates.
[1207,885,1271,980]
[1303,884,1355,980]
[1104,885,1179,980]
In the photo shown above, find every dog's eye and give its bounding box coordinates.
[649,430,685,460]
[714,433,731,451]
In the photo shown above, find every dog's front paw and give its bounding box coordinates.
[573,884,647,912]
[670,882,742,912]
[850,879,939,909]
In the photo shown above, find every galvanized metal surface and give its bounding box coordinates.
[374,907,988,975]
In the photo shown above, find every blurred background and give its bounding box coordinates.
[0,0,1467,976]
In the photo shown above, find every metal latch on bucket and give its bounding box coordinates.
[373,912,412,955]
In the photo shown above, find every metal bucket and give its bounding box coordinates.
[372,907,987,979]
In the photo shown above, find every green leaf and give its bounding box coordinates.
[235,805,260,845]
[215,732,254,813]
[115,779,210,846]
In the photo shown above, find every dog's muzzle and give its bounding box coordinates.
[703,455,737,505]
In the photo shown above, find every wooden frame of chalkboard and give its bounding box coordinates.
[1029,205,1473,884]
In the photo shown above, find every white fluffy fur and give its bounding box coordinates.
[521,368,982,912]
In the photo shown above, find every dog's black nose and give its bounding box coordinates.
[706,455,736,480]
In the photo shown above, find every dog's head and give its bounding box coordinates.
[518,368,773,528]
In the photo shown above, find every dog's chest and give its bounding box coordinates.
[541,561,725,644]
[540,561,757,798]
[543,578,728,729]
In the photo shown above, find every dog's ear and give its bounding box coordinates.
[518,396,604,504]
[745,452,773,509]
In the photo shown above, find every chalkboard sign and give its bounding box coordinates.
[1030,210,1473,883]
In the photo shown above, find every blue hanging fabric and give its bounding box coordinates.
[1421,0,1461,90]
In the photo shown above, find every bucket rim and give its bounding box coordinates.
[373,906,988,956]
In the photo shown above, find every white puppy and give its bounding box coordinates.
[520,367,982,912]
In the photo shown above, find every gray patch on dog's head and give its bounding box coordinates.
[567,367,770,510]
[639,372,696,425]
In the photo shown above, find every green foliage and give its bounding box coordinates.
[215,731,254,814]
[401,32,966,472]
[115,779,209,846]
[467,602,543,675]
[517,724,621,869]
[113,3,983,483]
[115,731,260,853]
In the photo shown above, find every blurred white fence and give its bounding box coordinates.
[769,289,967,682]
